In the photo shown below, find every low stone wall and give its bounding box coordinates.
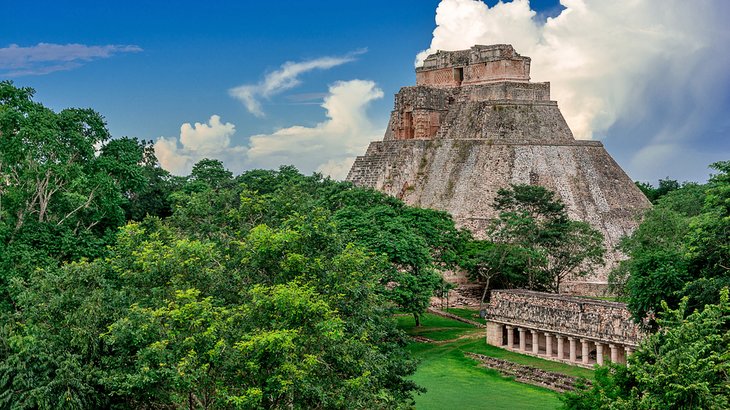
[466,353,587,392]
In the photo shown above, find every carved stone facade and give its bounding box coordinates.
[347,44,651,295]
[416,44,532,87]
[485,290,642,367]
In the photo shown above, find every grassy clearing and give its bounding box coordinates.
[397,313,591,409]
[397,313,475,341]
[408,340,562,410]
[398,313,594,380]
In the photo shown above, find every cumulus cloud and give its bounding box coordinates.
[154,115,244,176]
[245,79,383,177]
[229,50,365,117]
[418,0,730,182]
[156,80,384,179]
[0,43,142,77]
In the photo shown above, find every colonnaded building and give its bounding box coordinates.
[346,44,648,364]
[485,290,641,366]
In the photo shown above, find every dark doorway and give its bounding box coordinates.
[453,67,464,85]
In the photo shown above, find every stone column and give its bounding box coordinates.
[544,333,553,357]
[531,330,539,354]
[518,328,526,352]
[568,337,576,362]
[580,338,590,365]
[609,344,618,363]
[595,343,604,365]
[506,325,514,349]
[557,335,565,360]
[625,347,634,367]
[487,322,504,345]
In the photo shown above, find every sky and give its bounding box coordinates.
[2,0,729,183]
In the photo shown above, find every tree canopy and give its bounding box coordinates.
[565,161,730,408]
[613,162,730,326]
[477,184,605,294]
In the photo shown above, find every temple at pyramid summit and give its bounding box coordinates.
[346,45,651,295]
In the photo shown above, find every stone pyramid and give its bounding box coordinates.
[346,45,651,295]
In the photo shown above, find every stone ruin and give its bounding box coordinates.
[347,44,651,296]
[485,289,643,367]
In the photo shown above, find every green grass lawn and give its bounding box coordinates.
[397,313,584,409]
[397,313,475,341]
[408,341,563,410]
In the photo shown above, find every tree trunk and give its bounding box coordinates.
[478,276,491,312]
[414,313,421,327]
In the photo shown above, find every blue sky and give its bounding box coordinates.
[3,0,728,182]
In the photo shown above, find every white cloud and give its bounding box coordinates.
[229,50,365,117]
[155,80,384,179]
[154,115,244,176]
[246,79,383,178]
[0,43,142,76]
[417,0,730,181]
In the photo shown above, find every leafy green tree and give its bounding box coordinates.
[635,178,682,203]
[1,210,420,408]
[461,240,533,310]
[489,185,605,293]
[332,189,465,326]
[95,136,178,222]
[615,162,729,325]
[0,82,155,312]
[190,158,234,191]
[562,288,730,409]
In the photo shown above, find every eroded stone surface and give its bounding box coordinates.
[347,45,651,295]
[486,290,642,346]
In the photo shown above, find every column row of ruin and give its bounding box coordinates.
[491,323,634,367]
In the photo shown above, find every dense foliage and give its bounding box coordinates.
[635,178,682,203]
[462,185,605,300]
[612,163,730,326]
[561,289,730,409]
[565,162,730,408]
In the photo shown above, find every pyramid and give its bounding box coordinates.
[346,45,651,295]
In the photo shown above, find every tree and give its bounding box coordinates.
[489,185,605,293]
[190,158,233,191]
[0,82,154,312]
[1,208,421,408]
[635,178,682,203]
[615,162,729,325]
[461,240,533,310]
[332,188,466,326]
[561,289,730,409]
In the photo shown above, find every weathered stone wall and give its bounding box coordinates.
[467,82,550,102]
[347,138,648,290]
[486,290,642,346]
[462,58,530,85]
[417,44,531,87]
[416,67,463,88]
